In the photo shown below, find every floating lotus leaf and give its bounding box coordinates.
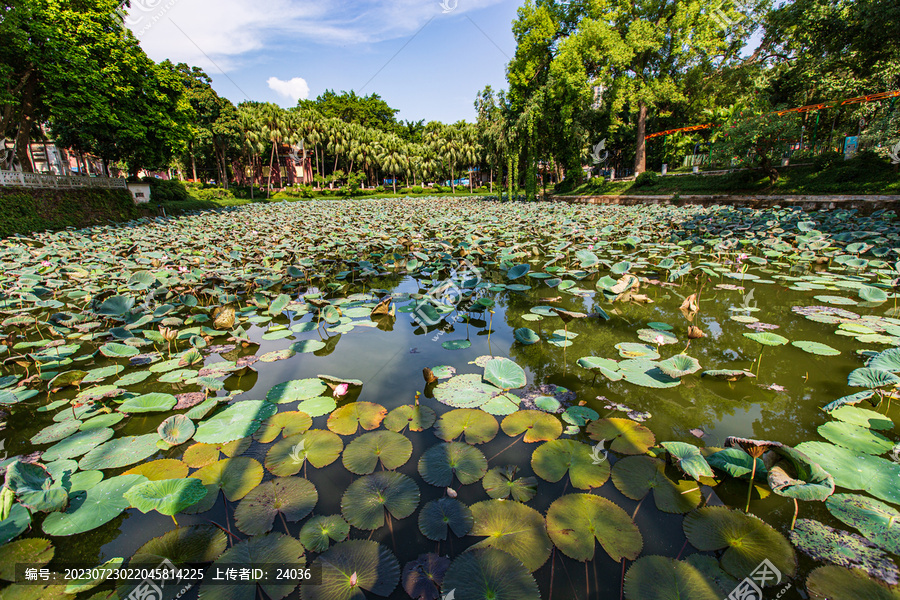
[507,264,530,279]
[342,431,413,475]
[789,519,898,584]
[253,411,313,443]
[586,418,655,455]
[48,370,87,391]
[660,441,715,480]
[266,378,329,403]
[340,471,419,530]
[204,532,305,600]
[182,438,251,468]
[826,493,900,555]
[797,441,900,504]
[384,404,437,433]
[433,374,503,409]
[0,538,54,581]
[683,554,739,598]
[514,327,540,345]
[744,332,789,346]
[441,339,471,350]
[859,286,889,303]
[792,341,841,356]
[30,420,82,445]
[576,356,622,380]
[637,329,678,345]
[327,402,387,435]
[868,347,900,372]
[418,497,474,541]
[706,449,767,480]
[123,459,189,481]
[806,565,900,600]
[767,446,835,502]
[500,410,562,443]
[546,493,642,561]
[157,414,195,446]
[433,408,498,444]
[124,477,208,516]
[483,357,527,390]
[63,556,124,594]
[418,441,488,486]
[624,556,721,600]
[79,433,159,470]
[302,540,400,600]
[611,455,701,513]
[402,553,450,600]
[234,477,318,536]
[4,461,68,512]
[42,427,114,462]
[42,474,147,536]
[619,359,681,388]
[482,465,537,501]
[531,439,609,490]
[265,430,344,476]
[829,405,894,430]
[701,369,756,381]
[441,548,539,600]
[467,499,551,572]
[98,343,139,358]
[193,400,278,444]
[0,504,30,544]
[657,355,702,378]
[817,420,893,454]
[683,507,797,582]
[79,413,125,431]
[615,342,660,359]
[190,457,263,502]
[299,514,350,553]
[847,367,900,388]
[131,524,227,565]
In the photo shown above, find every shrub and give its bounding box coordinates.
[813,151,844,172]
[410,186,424,194]
[432,185,444,193]
[375,185,385,193]
[144,178,190,202]
[633,171,659,188]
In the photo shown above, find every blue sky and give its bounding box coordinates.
[128,0,521,123]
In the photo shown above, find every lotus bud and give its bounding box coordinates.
[333,383,349,398]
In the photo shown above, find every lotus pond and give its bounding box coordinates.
[1,198,899,600]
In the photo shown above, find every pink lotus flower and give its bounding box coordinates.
[588,245,594,250]
[41,261,51,267]
[178,266,189,273]
[737,253,749,264]
[654,334,665,345]
[333,383,349,398]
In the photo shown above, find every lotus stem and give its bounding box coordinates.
[585,561,589,600]
[487,433,524,462]
[549,548,556,600]
[791,498,799,531]
[171,515,179,526]
[745,459,757,512]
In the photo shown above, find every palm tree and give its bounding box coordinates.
[259,103,287,198]
[378,134,406,194]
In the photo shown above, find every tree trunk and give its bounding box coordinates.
[14,74,37,173]
[191,145,198,181]
[392,174,397,194]
[450,165,455,193]
[633,101,648,175]
[267,142,276,198]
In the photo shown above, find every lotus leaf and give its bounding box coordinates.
[234,477,317,535]
[418,497,474,541]
[327,402,387,435]
[789,519,898,584]
[467,499,551,572]
[301,540,400,600]
[299,514,350,553]
[433,408,498,444]
[124,477,208,516]
[546,493,642,561]
[340,471,419,530]
[586,418,655,454]
[342,430,413,474]
[42,474,147,536]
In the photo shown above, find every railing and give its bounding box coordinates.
[0,170,127,190]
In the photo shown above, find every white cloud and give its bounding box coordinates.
[132,0,506,73]
[267,76,311,103]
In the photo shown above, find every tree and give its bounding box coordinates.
[298,90,399,133]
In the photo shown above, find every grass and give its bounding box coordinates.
[559,158,900,197]
[0,187,145,238]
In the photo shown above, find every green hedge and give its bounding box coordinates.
[0,187,143,238]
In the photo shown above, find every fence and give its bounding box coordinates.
[0,170,127,190]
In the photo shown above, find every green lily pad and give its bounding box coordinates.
[190,457,263,501]
[624,556,721,600]
[611,455,702,514]
[418,497,474,541]
[265,430,344,476]
[482,465,537,502]
[483,357,526,390]
[384,404,437,433]
[586,418,656,455]
[660,441,715,480]
[546,493,642,561]
[42,474,147,536]
[657,355,702,378]
[829,405,894,430]
[42,427,114,462]
[767,446,835,501]
[132,524,228,565]
[302,540,400,600]
[123,459,189,481]
[433,408,498,445]
[125,477,208,516]
[204,532,305,600]
[327,402,387,435]
[441,549,540,600]
[792,341,841,356]
[826,493,900,555]
[0,538,54,581]
[615,343,660,359]
[441,339,471,351]
[342,431,413,475]
[0,504,31,544]
[79,433,159,470]
[193,400,278,444]
[299,514,350,553]
[683,507,797,581]
[468,499,552,572]
[744,332,789,346]
[790,519,898,584]
[805,565,900,600]
[418,441,488,487]
[266,378,329,403]
[848,367,900,388]
[4,461,68,512]
[500,410,562,443]
[514,327,540,345]
[817,421,894,454]
[797,441,900,505]
[706,449,767,480]
[234,477,318,536]
[158,414,195,446]
[531,439,610,490]
[433,374,503,409]
[340,471,419,530]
